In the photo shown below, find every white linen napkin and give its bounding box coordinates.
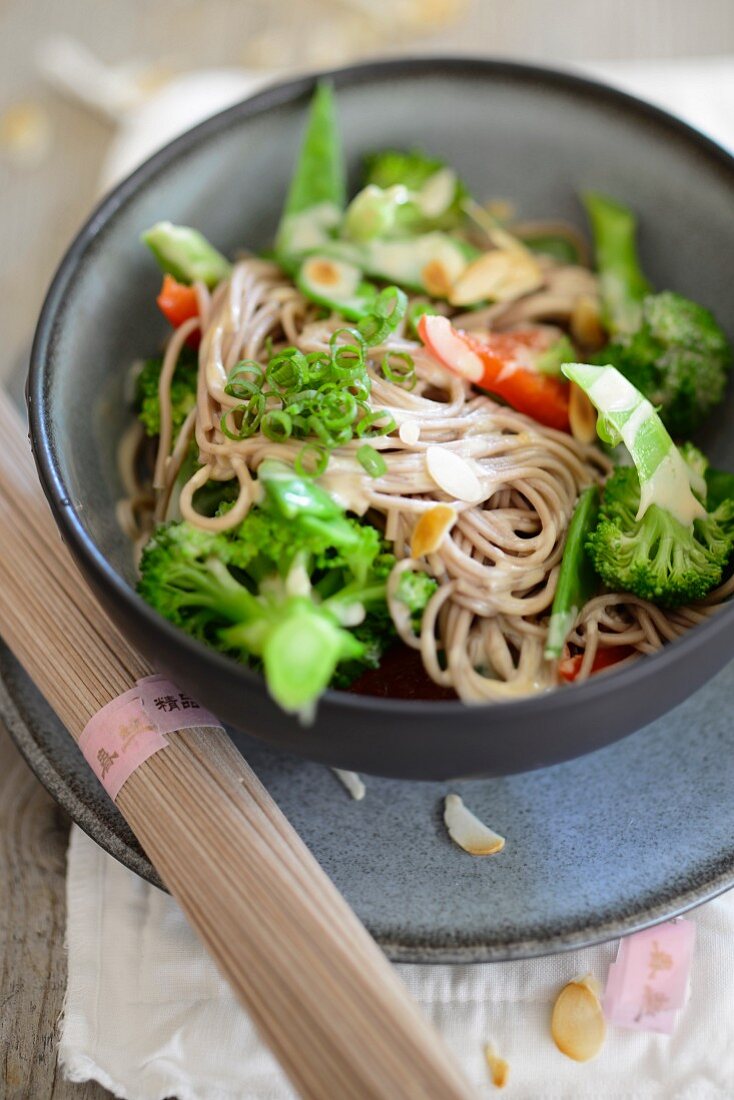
[61,825,734,1099]
[58,56,734,1099]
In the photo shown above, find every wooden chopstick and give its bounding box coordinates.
[0,389,475,1100]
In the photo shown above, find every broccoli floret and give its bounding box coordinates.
[395,570,438,631]
[138,460,398,718]
[135,354,198,437]
[584,193,732,437]
[598,292,731,438]
[364,148,450,192]
[362,148,468,231]
[586,465,734,607]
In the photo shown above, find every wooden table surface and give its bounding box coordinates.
[1,2,733,1096]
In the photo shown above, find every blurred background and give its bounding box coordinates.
[1,0,733,383]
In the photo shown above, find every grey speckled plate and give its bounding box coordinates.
[3,640,734,963]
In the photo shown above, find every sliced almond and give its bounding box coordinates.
[449,249,543,306]
[551,974,606,1062]
[410,504,457,558]
[569,382,598,445]
[570,294,606,350]
[484,1043,510,1088]
[426,446,483,503]
[422,258,454,297]
[332,768,366,801]
[443,793,505,856]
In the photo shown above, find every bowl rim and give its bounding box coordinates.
[28,53,734,720]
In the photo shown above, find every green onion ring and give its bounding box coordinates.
[356,408,397,438]
[219,393,265,440]
[295,442,329,478]
[381,351,417,391]
[261,409,293,442]
[356,444,387,478]
[224,359,265,400]
[358,286,408,346]
[266,347,308,392]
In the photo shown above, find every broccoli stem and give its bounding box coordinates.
[582,192,651,335]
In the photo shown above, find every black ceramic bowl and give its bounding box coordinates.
[29,58,734,780]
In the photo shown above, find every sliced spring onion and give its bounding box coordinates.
[357,285,408,346]
[295,442,329,478]
[381,350,416,390]
[319,390,358,430]
[261,409,293,442]
[329,328,367,377]
[356,409,397,438]
[220,394,265,440]
[356,444,387,477]
[224,359,265,399]
[266,348,309,392]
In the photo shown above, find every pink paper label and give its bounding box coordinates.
[603,920,696,1034]
[79,676,222,800]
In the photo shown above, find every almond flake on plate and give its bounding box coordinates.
[483,1043,510,1088]
[332,768,366,801]
[551,974,606,1062]
[410,505,456,558]
[443,793,505,856]
[426,447,483,503]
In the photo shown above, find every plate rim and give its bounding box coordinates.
[4,652,733,963]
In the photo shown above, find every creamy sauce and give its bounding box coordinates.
[319,470,370,514]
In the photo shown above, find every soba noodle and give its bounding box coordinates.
[120,255,732,701]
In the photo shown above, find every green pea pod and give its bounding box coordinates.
[275,82,346,264]
[582,191,651,335]
[544,485,600,660]
[141,222,232,287]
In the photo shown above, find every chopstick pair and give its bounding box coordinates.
[0,388,474,1100]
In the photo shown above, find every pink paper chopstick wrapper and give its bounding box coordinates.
[79,675,223,800]
[603,920,696,1034]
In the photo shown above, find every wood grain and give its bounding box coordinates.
[0,722,111,1100]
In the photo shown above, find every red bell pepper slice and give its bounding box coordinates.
[558,645,633,683]
[418,313,570,431]
[156,274,200,347]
